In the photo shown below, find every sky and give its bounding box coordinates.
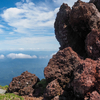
[0,0,89,51]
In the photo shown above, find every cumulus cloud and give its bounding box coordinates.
[1,0,90,35]
[0,36,59,51]
[39,56,49,59]
[0,55,5,59]
[7,53,37,59]
[1,1,59,34]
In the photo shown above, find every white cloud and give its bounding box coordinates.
[9,32,14,35]
[7,53,37,59]
[0,36,59,51]
[0,55,5,59]
[0,25,5,28]
[39,56,49,59]
[1,1,59,34]
[0,29,4,34]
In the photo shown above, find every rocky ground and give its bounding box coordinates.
[5,0,100,100]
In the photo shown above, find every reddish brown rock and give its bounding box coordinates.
[44,47,100,99]
[85,29,100,59]
[70,0,100,33]
[44,79,64,100]
[71,58,97,95]
[7,71,40,96]
[90,91,100,100]
[89,0,100,12]
[54,0,100,58]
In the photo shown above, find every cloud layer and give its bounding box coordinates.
[7,53,37,59]
[1,1,59,34]
[0,55,5,59]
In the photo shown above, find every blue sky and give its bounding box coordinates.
[0,0,89,51]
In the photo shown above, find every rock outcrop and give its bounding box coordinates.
[7,71,40,96]
[44,0,100,100]
[55,0,100,58]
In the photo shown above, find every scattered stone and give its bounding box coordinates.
[7,71,40,96]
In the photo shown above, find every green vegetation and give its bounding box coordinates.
[0,85,24,100]
[0,93,24,100]
[36,78,48,94]
[0,85,8,90]
[37,78,48,88]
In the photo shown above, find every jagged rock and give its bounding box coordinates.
[44,79,64,100]
[44,47,100,99]
[54,3,71,50]
[44,0,100,99]
[89,0,100,12]
[7,71,40,96]
[90,91,100,100]
[54,0,100,58]
[85,29,100,59]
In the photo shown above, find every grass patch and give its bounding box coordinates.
[0,85,8,90]
[0,93,24,100]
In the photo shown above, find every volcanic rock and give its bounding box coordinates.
[85,29,100,59]
[44,47,100,99]
[54,3,71,50]
[55,0,100,58]
[89,0,100,12]
[89,91,100,100]
[44,79,64,99]
[7,71,40,96]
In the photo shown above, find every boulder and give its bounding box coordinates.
[7,71,40,96]
[85,29,100,59]
[44,47,100,99]
[44,79,64,99]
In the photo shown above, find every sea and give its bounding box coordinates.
[0,51,57,86]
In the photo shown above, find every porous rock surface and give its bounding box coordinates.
[89,0,100,12]
[44,79,64,99]
[55,0,100,58]
[7,71,40,96]
[44,0,100,100]
[85,29,100,59]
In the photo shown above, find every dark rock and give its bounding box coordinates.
[54,3,71,50]
[44,79,64,100]
[52,96,67,100]
[7,71,40,96]
[89,0,100,12]
[85,29,100,59]
[54,0,100,58]
[44,47,100,99]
